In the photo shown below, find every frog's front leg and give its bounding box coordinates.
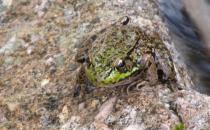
[73,65,94,99]
[142,54,159,85]
[75,34,97,63]
[153,49,175,81]
[125,54,159,94]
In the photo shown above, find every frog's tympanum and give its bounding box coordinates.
[75,16,175,91]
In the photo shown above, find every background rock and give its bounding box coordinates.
[0,0,209,129]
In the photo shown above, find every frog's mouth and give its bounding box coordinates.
[85,65,142,87]
[102,66,140,85]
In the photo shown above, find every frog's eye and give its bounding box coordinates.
[115,59,127,73]
[116,59,125,67]
[120,16,130,25]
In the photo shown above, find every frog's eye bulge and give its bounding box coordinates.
[119,16,130,25]
[116,59,124,67]
[113,59,126,73]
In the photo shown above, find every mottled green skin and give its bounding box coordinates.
[76,20,175,87]
[86,26,143,87]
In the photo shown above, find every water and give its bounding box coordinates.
[157,0,210,94]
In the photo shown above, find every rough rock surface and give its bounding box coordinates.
[0,0,210,129]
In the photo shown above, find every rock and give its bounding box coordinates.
[60,116,81,130]
[54,54,65,68]
[68,63,78,71]
[4,56,14,66]
[78,102,85,111]
[2,0,12,7]
[92,97,117,130]
[1,0,210,129]
[45,57,55,66]
[124,124,145,130]
[90,99,100,110]
[34,0,50,18]
[0,35,23,55]
[59,105,69,124]
[0,108,8,123]
[26,46,34,55]
[173,90,210,129]
[41,79,50,87]
[0,0,12,13]
[6,102,20,111]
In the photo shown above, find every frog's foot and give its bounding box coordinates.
[136,81,149,90]
[126,80,149,95]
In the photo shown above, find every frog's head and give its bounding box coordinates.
[85,16,144,87]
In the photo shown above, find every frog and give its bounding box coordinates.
[74,16,175,96]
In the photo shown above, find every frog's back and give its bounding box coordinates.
[88,25,141,67]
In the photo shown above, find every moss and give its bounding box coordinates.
[174,123,184,130]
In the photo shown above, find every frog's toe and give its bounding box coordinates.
[136,81,149,90]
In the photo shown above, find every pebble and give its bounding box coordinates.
[4,56,14,66]
[41,79,50,87]
[2,0,13,7]
[6,102,20,111]
[59,105,69,124]
[26,46,34,55]
[0,35,22,55]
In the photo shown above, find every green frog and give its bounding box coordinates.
[75,16,175,93]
